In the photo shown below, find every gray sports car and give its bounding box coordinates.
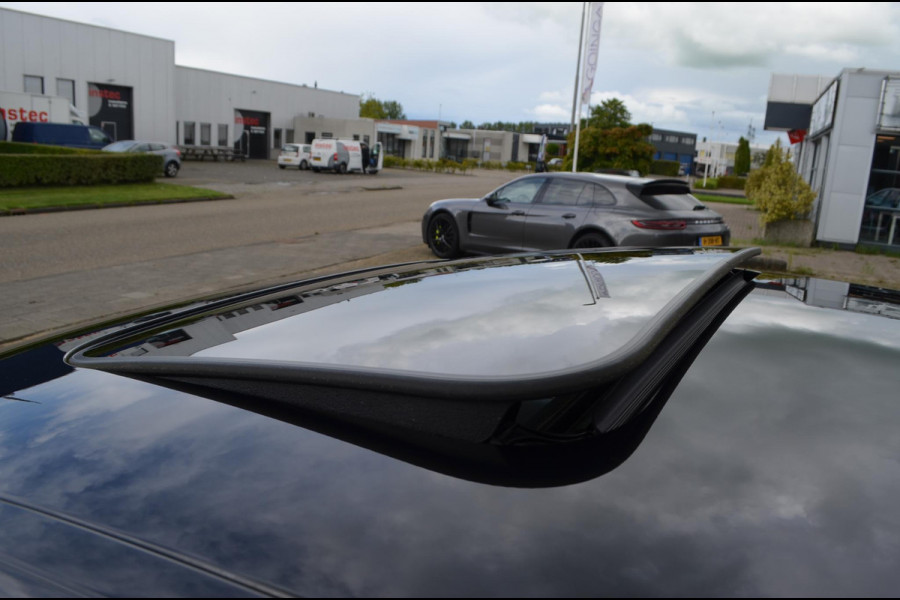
[422,172,730,258]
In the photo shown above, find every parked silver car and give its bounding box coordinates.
[277,143,312,170]
[422,172,730,258]
[102,140,182,177]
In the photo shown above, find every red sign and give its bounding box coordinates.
[788,129,807,145]
[0,107,50,123]
[235,116,260,126]
[89,88,122,100]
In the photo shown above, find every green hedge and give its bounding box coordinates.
[650,160,680,176]
[0,154,162,187]
[717,175,747,190]
[0,141,94,155]
[382,156,530,174]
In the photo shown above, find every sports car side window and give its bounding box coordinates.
[540,179,589,206]
[591,184,617,206]
[496,178,546,204]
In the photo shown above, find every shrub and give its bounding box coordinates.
[383,155,406,168]
[717,175,746,190]
[0,154,161,187]
[0,141,92,155]
[695,178,719,190]
[745,140,816,224]
[650,160,680,177]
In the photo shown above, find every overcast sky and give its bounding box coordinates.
[4,2,900,147]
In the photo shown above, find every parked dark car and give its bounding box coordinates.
[103,140,182,177]
[2,247,900,596]
[422,172,730,259]
[12,121,112,150]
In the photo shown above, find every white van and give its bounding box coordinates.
[309,139,383,174]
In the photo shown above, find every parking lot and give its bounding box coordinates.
[5,160,899,351]
[174,157,457,193]
[0,161,520,349]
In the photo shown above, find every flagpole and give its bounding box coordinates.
[572,2,588,173]
[570,2,587,138]
[573,3,604,173]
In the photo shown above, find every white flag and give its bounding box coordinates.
[580,2,605,105]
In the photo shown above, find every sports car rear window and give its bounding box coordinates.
[639,193,706,211]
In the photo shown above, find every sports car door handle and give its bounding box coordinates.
[511,210,527,216]
[562,213,577,219]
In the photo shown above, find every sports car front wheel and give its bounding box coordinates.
[426,213,460,259]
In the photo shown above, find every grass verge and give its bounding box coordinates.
[0,183,231,212]
[694,193,753,206]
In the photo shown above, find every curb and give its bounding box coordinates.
[0,194,235,217]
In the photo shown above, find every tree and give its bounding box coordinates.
[745,139,816,224]
[734,137,751,176]
[460,120,475,130]
[359,95,406,119]
[564,123,654,174]
[562,98,652,174]
[588,98,631,130]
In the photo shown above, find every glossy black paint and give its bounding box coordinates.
[2,253,900,596]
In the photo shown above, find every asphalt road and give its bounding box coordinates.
[1,161,520,348]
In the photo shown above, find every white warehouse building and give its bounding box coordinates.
[0,7,359,159]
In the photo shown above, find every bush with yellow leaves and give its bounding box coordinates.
[746,139,817,224]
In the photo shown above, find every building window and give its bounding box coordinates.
[183,121,196,145]
[650,134,662,142]
[363,135,370,144]
[274,128,282,149]
[353,134,360,141]
[200,123,211,146]
[308,112,316,118]
[218,124,228,146]
[860,134,900,247]
[24,75,43,94]
[422,134,428,158]
[56,79,75,105]
[321,132,333,139]
[286,129,294,143]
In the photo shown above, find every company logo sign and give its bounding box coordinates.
[0,107,49,123]
[89,88,122,101]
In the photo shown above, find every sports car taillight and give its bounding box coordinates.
[631,219,687,230]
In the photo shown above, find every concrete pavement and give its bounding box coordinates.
[1,220,434,349]
[3,168,900,351]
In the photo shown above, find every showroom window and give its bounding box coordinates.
[200,123,211,146]
[860,134,900,247]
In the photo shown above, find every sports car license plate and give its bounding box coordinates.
[699,236,723,247]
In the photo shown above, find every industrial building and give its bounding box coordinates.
[0,7,359,159]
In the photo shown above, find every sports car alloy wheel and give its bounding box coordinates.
[427,214,460,259]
